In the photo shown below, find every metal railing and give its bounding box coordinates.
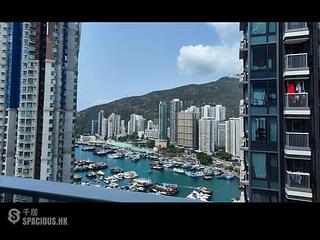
[285,93,308,108]
[285,22,308,32]
[240,38,248,51]
[286,171,310,189]
[284,53,308,71]
[285,132,309,148]
[240,71,247,83]
[0,176,198,202]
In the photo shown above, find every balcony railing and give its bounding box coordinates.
[284,53,308,71]
[0,176,198,202]
[240,104,248,116]
[240,71,248,83]
[240,38,248,51]
[286,171,310,189]
[285,132,309,149]
[285,22,308,32]
[285,93,308,109]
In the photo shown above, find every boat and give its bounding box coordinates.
[131,154,141,162]
[172,168,185,174]
[203,175,213,180]
[96,170,105,176]
[149,183,179,196]
[185,171,204,178]
[86,171,96,178]
[219,172,235,180]
[73,174,82,182]
[123,171,139,179]
[186,191,209,202]
[131,178,152,187]
[148,170,153,174]
[110,167,124,174]
[151,165,164,170]
[82,146,95,151]
[195,187,213,195]
[108,153,122,159]
[93,149,108,156]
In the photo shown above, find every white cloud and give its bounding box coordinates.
[177,43,240,77]
[207,22,240,46]
[177,22,241,78]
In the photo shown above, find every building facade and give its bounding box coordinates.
[97,110,104,136]
[91,120,98,135]
[127,114,144,135]
[101,118,108,140]
[225,118,241,157]
[240,22,320,202]
[159,101,169,140]
[217,122,226,148]
[0,22,81,183]
[169,99,183,144]
[199,117,216,154]
[177,111,199,150]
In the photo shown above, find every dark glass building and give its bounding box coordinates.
[240,22,320,202]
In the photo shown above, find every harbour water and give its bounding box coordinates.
[75,146,241,202]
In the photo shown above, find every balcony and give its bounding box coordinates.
[284,93,310,115]
[283,22,309,44]
[0,176,198,202]
[283,53,309,77]
[239,71,248,85]
[240,103,248,117]
[285,171,312,202]
[239,37,248,59]
[284,132,311,158]
[240,137,248,151]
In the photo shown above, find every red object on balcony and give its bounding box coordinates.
[288,82,295,93]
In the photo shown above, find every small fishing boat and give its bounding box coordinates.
[203,175,213,180]
[96,170,105,176]
[73,174,82,182]
[172,168,185,174]
[86,171,96,178]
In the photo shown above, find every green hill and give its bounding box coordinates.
[76,76,242,136]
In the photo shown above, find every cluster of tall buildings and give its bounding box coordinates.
[157,98,242,156]
[91,110,124,140]
[0,22,81,183]
[239,22,320,202]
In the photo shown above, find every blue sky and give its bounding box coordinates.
[77,22,241,111]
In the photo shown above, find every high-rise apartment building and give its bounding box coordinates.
[199,117,216,154]
[127,114,144,135]
[201,105,215,118]
[0,22,81,182]
[97,110,105,136]
[91,120,98,135]
[159,101,169,140]
[215,105,226,121]
[225,118,241,157]
[177,111,199,150]
[101,118,108,139]
[240,22,320,202]
[120,120,125,135]
[147,120,153,130]
[217,122,226,148]
[169,99,183,144]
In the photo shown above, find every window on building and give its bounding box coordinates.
[252,45,267,70]
[252,152,267,179]
[251,22,267,35]
[252,117,267,142]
